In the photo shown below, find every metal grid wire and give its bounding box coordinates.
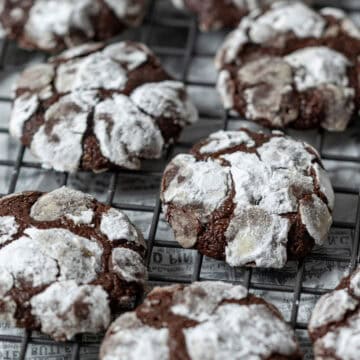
[0,0,359,359]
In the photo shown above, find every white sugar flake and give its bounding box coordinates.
[111,248,147,284]
[171,281,247,321]
[310,267,360,360]
[101,312,169,360]
[184,304,297,360]
[31,186,94,223]
[31,280,110,341]
[100,208,145,247]
[0,216,19,245]
[94,94,164,170]
[309,289,358,330]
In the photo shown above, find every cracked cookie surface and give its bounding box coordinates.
[171,0,312,31]
[100,281,302,360]
[10,41,198,173]
[309,266,360,360]
[161,129,334,268]
[215,2,360,131]
[0,0,147,53]
[0,186,147,340]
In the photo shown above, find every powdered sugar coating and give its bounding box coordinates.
[0,216,19,245]
[68,43,148,92]
[309,289,358,330]
[16,63,55,97]
[284,47,351,91]
[161,130,334,268]
[55,42,149,93]
[351,270,360,297]
[0,270,14,296]
[257,135,318,168]
[0,0,146,52]
[31,280,110,341]
[66,210,94,226]
[215,2,355,66]
[215,2,359,131]
[299,195,332,245]
[171,281,247,321]
[131,81,198,129]
[0,227,103,287]
[162,154,231,248]
[248,2,325,44]
[321,7,360,40]
[0,187,147,340]
[225,206,290,267]
[94,94,164,170]
[31,91,95,172]
[103,0,144,25]
[163,155,231,218]
[111,248,147,284]
[52,42,104,62]
[0,297,16,326]
[100,208,145,247]
[314,163,335,210]
[31,186,94,223]
[184,303,297,360]
[171,0,308,31]
[24,0,99,51]
[101,313,170,360]
[318,312,360,360]
[100,281,300,359]
[309,266,360,359]
[0,234,59,288]
[172,0,264,11]
[9,93,39,139]
[237,56,297,127]
[216,70,235,109]
[103,42,149,71]
[199,130,255,154]
[11,41,197,173]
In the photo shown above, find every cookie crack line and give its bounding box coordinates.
[161,129,334,269]
[10,41,198,173]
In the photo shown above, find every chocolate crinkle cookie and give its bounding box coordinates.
[0,186,147,341]
[171,0,312,31]
[10,41,198,173]
[161,129,334,268]
[100,281,302,360]
[0,0,147,53]
[309,266,360,359]
[216,1,360,131]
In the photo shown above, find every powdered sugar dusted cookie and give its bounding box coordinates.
[0,0,147,53]
[172,0,312,31]
[309,266,360,359]
[161,129,334,268]
[0,187,147,340]
[10,41,198,173]
[100,281,301,359]
[216,2,360,131]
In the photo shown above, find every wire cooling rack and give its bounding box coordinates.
[0,0,359,359]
